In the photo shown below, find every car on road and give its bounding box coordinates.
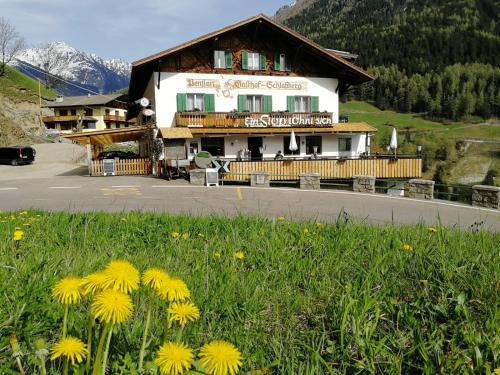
[97,151,140,160]
[0,146,36,166]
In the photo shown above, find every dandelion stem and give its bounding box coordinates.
[38,356,47,375]
[101,324,114,375]
[138,303,152,373]
[62,358,69,375]
[92,324,110,375]
[62,305,69,338]
[85,314,94,373]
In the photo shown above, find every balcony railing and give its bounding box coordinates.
[42,115,79,123]
[175,112,334,128]
[104,115,127,122]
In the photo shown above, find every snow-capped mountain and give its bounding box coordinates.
[13,42,131,95]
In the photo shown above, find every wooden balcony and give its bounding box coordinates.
[223,157,422,181]
[104,115,127,122]
[175,111,334,128]
[42,115,79,123]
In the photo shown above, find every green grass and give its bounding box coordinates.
[0,65,57,103]
[1,212,499,374]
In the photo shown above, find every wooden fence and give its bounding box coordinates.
[223,158,422,181]
[90,158,152,176]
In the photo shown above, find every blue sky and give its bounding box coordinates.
[1,0,291,62]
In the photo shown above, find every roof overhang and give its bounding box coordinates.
[186,122,377,135]
[157,128,193,139]
[63,126,151,146]
[128,14,374,101]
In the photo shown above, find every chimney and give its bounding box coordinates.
[55,95,64,103]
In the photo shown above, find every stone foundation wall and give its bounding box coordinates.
[408,179,435,200]
[353,175,376,193]
[250,171,271,188]
[299,173,321,190]
[472,185,500,209]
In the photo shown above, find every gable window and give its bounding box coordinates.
[306,136,322,154]
[274,53,292,72]
[214,50,232,69]
[242,51,266,70]
[339,137,352,152]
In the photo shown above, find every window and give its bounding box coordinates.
[189,142,199,155]
[59,109,68,116]
[275,53,292,71]
[294,96,311,112]
[339,137,352,152]
[115,110,119,116]
[71,109,77,115]
[246,95,263,112]
[201,137,225,157]
[283,136,300,155]
[105,109,110,115]
[306,136,322,154]
[85,122,96,130]
[187,94,205,111]
[248,52,260,70]
[214,50,226,69]
[84,108,93,116]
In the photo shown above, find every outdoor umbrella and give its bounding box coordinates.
[289,131,298,153]
[390,127,398,158]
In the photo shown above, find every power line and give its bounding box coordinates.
[13,59,129,104]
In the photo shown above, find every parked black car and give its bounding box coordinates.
[97,151,140,160]
[0,146,36,165]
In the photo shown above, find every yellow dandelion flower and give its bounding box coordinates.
[142,268,170,291]
[303,228,309,234]
[102,260,140,294]
[52,277,83,305]
[181,233,189,240]
[157,278,190,302]
[168,302,200,327]
[402,244,413,252]
[20,211,28,215]
[494,367,500,375]
[80,271,107,296]
[155,342,193,375]
[420,279,429,287]
[91,289,133,324]
[199,341,242,375]
[50,337,87,365]
[171,231,180,239]
[214,252,222,259]
[233,251,245,260]
[121,217,127,222]
[277,216,285,222]
[13,229,24,241]
[427,227,438,233]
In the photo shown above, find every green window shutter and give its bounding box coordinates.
[263,96,273,112]
[274,53,281,71]
[311,96,319,112]
[176,93,187,112]
[259,52,266,70]
[204,94,215,112]
[225,50,233,69]
[237,95,246,112]
[241,51,248,70]
[287,96,295,112]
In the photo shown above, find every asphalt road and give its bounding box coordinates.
[0,176,498,231]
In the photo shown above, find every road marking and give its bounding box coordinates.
[0,188,18,191]
[101,188,142,197]
[151,185,201,188]
[111,185,141,188]
[236,187,243,200]
[49,186,82,189]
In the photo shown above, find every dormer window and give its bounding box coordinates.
[274,53,292,72]
[242,51,266,70]
[214,50,232,69]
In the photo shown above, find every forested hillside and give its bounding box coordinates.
[278,0,500,119]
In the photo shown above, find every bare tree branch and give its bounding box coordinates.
[0,17,25,76]
[32,43,68,89]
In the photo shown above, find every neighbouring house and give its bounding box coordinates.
[124,14,422,181]
[43,94,131,134]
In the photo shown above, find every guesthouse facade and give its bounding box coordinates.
[128,14,422,180]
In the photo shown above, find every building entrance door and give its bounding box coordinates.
[248,137,263,160]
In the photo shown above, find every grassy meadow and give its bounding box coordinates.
[0,65,57,103]
[0,211,499,374]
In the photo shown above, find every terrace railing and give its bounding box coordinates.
[175,111,333,128]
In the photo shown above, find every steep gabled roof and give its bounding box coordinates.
[43,94,126,108]
[129,14,373,100]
